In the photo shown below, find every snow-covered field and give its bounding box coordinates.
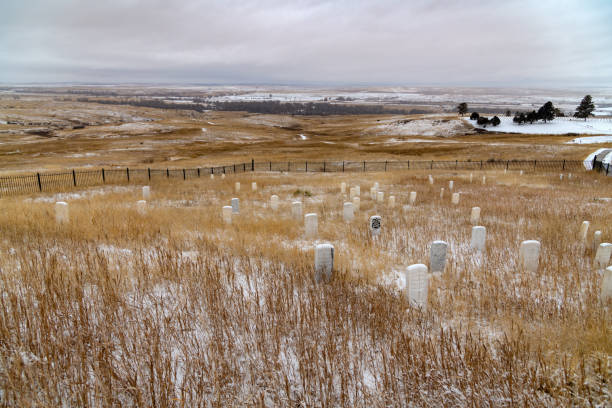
[377,118,472,137]
[470,117,612,135]
[566,135,612,144]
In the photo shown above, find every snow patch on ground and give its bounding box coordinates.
[566,136,612,144]
[470,117,612,135]
[377,118,471,137]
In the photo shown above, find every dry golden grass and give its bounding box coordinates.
[0,167,610,406]
[0,95,602,175]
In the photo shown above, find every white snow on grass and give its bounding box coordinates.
[377,118,470,137]
[469,117,612,135]
[566,136,612,144]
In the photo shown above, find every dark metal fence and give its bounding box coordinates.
[0,159,585,197]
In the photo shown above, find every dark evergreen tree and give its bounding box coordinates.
[505,110,512,117]
[537,101,555,123]
[457,102,468,116]
[574,94,595,121]
[491,116,501,126]
[527,110,538,124]
[477,116,490,127]
[470,112,480,120]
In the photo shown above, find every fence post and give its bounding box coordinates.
[148,168,151,180]
[183,169,186,180]
[480,160,483,169]
[323,161,326,172]
[243,163,246,172]
[506,160,509,170]
[102,168,105,183]
[607,163,610,176]
[223,166,226,174]
[270,161,272,171]
[562,160,565,170]
[72,169,77,186]
[252,159,254,171]
[407,160,410,169]
[363,161,366,172]
[36,172,42,191]
[455,160,458,169]
[306,161,308,172]
[167,168,169,178]
[234,164,236,173]
[288,161,290,172]
[385,161,387,171]
[534,160,537,170]
[342,161,345,172]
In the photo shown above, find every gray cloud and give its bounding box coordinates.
[1,0,611,86]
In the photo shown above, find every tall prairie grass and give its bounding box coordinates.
[0,169,610,406]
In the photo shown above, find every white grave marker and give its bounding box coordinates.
[349,187,357,200]
[221,174,225,179]
[235,182,240,192]
[340,182,346,194]
[405,264,428,308]
[449,180,454,190]
[251,182,257,191]
[519,170,523,176]
[440,188,444,199]
[579,221,590,242]
[451,192,460,205]
[270,195,279,210]
[430,241,448,275]
[369,215,382,237]
[55,201,69,224]
[292,201,302,219]
[315,244,334,282]
[370,186,377,200]
[560,174,563,180]
[142,186,151,200]
[231,198,240,214]
[469,173,473,183]
[377,191,384,203]
[305,213,318,238]
[343,202,354,222]
[594,243,612,270]
[409,191,417,205]
[137,200,147,215]
[428,175,434,185]
[593,231,602,253]
[482,176,486,185]
[389,196,395,208]
[210,174,214,179]
[519,240,541,273]
[471,226,486,252]
[374,182,379,189]
[470,207,481,225]
[222,206,232,224]
[602,266,612,303]
[352,196,360,211]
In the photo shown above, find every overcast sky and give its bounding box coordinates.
[1,0,611,86]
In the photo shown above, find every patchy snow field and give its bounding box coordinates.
[377,118,472,137]
[567,135,612,144]
[470,117,612,135]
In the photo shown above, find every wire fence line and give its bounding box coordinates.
[0,159,586,197]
